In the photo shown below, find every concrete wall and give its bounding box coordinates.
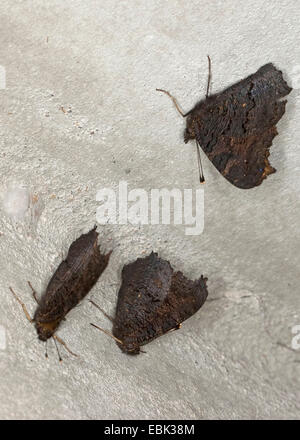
[0,0,299,419]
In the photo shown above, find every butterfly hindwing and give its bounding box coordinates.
[113,252,208,354]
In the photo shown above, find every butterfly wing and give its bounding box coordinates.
[185,63,292,188]
[113,252,208,354]
[35,228,110,323]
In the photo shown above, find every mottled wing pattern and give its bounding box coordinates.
[113,252,208,354]
[35,228,110,323]
[184,63,292,188]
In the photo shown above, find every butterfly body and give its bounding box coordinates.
[34,228,111,341]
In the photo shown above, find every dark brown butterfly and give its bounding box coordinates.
[10,227,111,359]
[157,60,292,189]
[91,252,208,355]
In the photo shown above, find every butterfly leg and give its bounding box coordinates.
[53,336,63,362]
[53,334,78,357]
[9,286,33,323]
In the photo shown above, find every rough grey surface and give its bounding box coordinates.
[0,0,300,420]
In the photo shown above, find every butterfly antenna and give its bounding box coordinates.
[27,281,40,304]
[53,336,62,362]
[9,286,33,323]
[206,55,212,99]
[156,89,188,118]
[89,300,114,322]
[196,139,205,184]
[90,323,123,345]
[45,340,48,359]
